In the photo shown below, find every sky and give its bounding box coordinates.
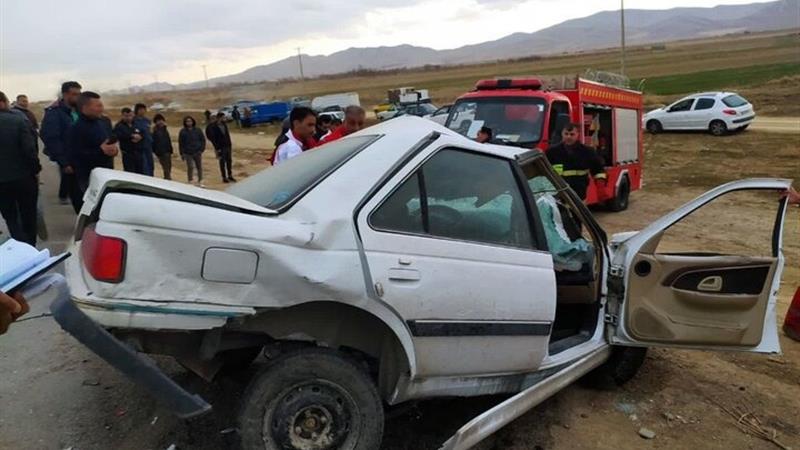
[0,0,777,100]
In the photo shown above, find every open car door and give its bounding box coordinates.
[608,178,792,353]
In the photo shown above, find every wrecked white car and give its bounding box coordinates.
[54,117,791,450]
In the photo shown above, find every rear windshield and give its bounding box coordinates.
[722,94,748,108]
[227,135,378,210]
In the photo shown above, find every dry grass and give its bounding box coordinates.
[103,30,800,113]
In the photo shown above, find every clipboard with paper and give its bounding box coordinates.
[0,238,70,294]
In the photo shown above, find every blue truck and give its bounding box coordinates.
[245,102,290,126]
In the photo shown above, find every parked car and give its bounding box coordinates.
[150,102,166,111]
[166,101,183,111]
[643,92,755,136]
[319,105,345,121]
[289,96,311,108]
[376,104,401,121]
[311,92,360,113]
[248,102,291,125]
[425,103,452,125]
[54,117,790,450]
[216,106,233,121]
[396,102,437,118]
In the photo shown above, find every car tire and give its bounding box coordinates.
[646,120,662,134]
[587,346,647,389]
[607,176,630,212]
[239,347,384,450]
[709,120,728,136]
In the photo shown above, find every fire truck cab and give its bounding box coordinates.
[444,77,644,211]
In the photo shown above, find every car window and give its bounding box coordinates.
[669,99,694,112]
[548,101,571,145]
[228,135,378,210]
[694,98,716,111]
[371,149,534,249]
[722,94,748,108]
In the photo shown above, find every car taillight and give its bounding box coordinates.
[722,109,737,116]
[81,226,126,283]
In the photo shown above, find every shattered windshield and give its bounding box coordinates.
[445,97,547,147]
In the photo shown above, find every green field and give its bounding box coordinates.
[635,62,800,95]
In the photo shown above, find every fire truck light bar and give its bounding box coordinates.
[475,78,543,90]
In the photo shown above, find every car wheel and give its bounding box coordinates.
[646,120,662,134]
[239,348,384,450]
[586,346,647,389]
[607,176,630,212]
[709,120,728,136]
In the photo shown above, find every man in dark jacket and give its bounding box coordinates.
[152,113,174,180]
[41,81,82,212]
[69,92,118,202]
[546,123,606,200]
[133,103,155,176]
[0,91,41,245]
[113,107,144,174]
[205,112,235,183]
[12,95,39,134]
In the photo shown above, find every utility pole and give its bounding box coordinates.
[620,0,627,77]
[202,65,210,89]
[296,47,305,80]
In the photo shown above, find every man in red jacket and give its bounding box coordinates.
[320,106,366,145]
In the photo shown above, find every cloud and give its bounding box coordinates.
[0,0,777,99]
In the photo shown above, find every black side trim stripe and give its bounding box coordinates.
[407,321,552,337]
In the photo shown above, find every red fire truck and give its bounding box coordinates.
[444,76,644,211]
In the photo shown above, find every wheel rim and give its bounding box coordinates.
[711,122,726,135]
[647,121,660,133]
[264,380,361,450]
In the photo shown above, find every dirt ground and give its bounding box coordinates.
[0,125,798,450]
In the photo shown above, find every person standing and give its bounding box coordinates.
[133,103,155,176]
[12,95,39,136]
[178,116,206,187]
[319,106,366,144]
[69,92,118,201]
[315,114,333,141]
[113,107,144,174]
[231,105,241,128]
[41,81,82,212]
[0,91,41,246]
[274,107,316,166]
[152,114,174,180]
[205,112,235,183]
[204,109,212,124]
[242,106,252,128]
[545,123,606,200]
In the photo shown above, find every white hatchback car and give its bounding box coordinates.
[54,117,790,450]
[643,92,755,136]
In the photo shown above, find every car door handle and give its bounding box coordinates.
[388,268,420,282]
[697,276,723,292]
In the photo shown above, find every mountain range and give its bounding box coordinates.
[116,0,799,94]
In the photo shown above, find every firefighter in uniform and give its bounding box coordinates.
[546,123,606,200]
